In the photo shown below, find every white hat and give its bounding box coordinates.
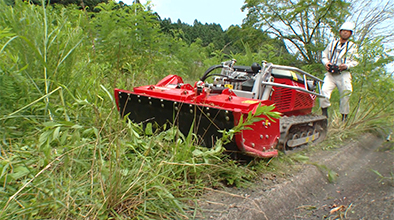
[339,22,355,32]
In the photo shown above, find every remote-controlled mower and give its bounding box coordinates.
[114,60,327,158]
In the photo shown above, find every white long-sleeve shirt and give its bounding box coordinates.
[322,39,359,70]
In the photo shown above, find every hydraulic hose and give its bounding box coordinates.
[200,65,224,81]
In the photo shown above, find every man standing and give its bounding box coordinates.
[320,22,359,121]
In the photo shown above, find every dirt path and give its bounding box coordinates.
[197,134,394,219]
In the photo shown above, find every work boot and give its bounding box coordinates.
[342,114,348,122]
[322,108,328,118]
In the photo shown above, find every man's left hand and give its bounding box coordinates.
[339,64,348,71]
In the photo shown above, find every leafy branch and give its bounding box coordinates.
[219,104,281,145]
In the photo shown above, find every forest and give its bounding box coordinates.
[0,0,393,219]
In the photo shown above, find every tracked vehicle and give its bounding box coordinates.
[114,60,327,158]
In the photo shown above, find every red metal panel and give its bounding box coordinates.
[271,78,316,116]
[233,111,279,158]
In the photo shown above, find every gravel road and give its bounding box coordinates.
[198,134,394,220]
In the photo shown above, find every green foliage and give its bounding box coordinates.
[90,2,161,73]
[160,18,228,48]
[0,113,257,219]
[0,2,259,218]
[0,28,19,115]
[219,104,281,145]
[371,169,394,184]
[226,26,280,54]
[0,0,102,141]
[23,0,108,11]
[159,18,297,67]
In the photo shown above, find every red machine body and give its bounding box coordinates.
[115,61,327,158]
[271,78,316,116]
[115,75,280,158]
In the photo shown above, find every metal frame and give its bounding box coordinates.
[252,62,326,100]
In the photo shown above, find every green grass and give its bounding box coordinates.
[0,107,262,219]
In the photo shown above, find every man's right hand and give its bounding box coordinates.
[325,63,332,71]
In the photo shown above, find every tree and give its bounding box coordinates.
[242,0,350,66]
[347,0,394,47]
[225,25,283,54]
[24,0,108,11]
[159,19,227,49]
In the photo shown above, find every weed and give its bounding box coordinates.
[371,169,394,186]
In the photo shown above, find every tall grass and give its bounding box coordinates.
[0,1,92,128]
[0,2,257,218]
[1,103,260,219]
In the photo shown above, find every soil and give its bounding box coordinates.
[196,133,394,220]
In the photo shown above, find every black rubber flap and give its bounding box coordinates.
[117,92,238,150]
